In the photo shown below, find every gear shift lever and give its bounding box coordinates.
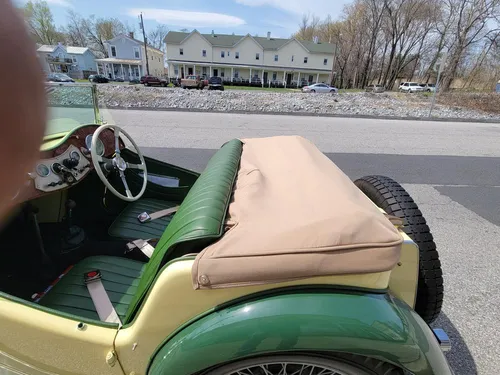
[62,199,85,251]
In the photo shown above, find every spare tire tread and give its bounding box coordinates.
[354,175,443,324]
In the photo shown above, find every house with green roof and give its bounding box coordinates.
[164,30,336,86]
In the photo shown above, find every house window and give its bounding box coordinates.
[272,72,277,80]
[292,55,294,62]
[202,49,206,57]
[221,51,225,58]
[235,52,239,59]
[174,65,179,75]
[256,53,260,60]
[304,57,308,63]
[324,58,328,65]
[111,46,116,57]
[274,55,278,62]
[202,67,207,74]
[221,71,225,77]
[180,48,184,55]
[234,69,239,78]
[134,47,140,58]
[227,51,230,56]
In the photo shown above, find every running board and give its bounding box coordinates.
[433,328,451,352]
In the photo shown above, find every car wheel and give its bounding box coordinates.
[220,87,224,91]
[202,354,403,375]
[310,89,315,93]
[330,89,336,93]
[354,175,443,324]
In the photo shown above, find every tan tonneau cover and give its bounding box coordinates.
[192,136,403,289]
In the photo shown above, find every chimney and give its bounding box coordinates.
[267,31,271,40]
[129,31,134,39]
[313,36,319,44]
[211,30,215,37]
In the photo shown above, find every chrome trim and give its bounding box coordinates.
[433,328,451,352]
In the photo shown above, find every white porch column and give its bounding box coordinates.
[283,71,286,88]
[231,67,233,82]
[121,64,124,79]
[249,68,252,83]
[96,62,99,74]
[210,66,212,77]
[111,64,115,79]
[128,64,132,80]
[183,64,186,77]
[138,65,142,78]
[194,64,196,75]
[297,72,300,87]
[261,70,264,87]
[316,73,319,83]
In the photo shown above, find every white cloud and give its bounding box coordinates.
[126,9,246,28]
[47,0,72,7]
[234,0,348,16]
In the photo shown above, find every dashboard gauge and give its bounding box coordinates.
[36,164,50,177]
[85,134,105,156]
[70,150,80,162]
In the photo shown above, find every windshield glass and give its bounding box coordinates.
[45,83,103,135]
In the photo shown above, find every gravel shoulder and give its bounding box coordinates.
[50,84,500,121]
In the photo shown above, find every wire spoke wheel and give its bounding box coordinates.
[203,355,402,375]
[223,362,346,375]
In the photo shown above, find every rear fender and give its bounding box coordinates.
[148,292,452,375]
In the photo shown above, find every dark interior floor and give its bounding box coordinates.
[0,204,146,301]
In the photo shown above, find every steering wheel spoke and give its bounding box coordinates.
[114,128,121,155]
[126,162,145,170]
[119,170,133,198]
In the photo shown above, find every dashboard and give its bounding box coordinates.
[16,125,125,203]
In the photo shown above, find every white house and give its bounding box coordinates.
[164,30,336,86]
[37,43,97,79]
[96,32,165,81]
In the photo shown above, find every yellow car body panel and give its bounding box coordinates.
[0,295,121,375]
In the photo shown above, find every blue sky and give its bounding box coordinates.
[17,0,352,39]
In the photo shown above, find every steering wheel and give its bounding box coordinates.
[91,124,147,202]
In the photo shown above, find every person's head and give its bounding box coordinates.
[0,0,47,220]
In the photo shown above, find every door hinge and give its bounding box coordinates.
[106,350,117,367]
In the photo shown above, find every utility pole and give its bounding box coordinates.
[139,12,150,75]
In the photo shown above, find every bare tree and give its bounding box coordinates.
[22,0,64,45]
[440,0,500,91]
[148,24,169,50]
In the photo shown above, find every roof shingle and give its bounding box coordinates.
[164,31,335,54]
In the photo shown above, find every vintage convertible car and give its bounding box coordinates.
[0,83,451,375]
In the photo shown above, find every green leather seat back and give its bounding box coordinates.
[108,198,178,240]
[124,139,243,323]
[39,256,146,321]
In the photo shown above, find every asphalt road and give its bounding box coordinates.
[111,109,500,375]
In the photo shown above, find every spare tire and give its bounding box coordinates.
[354,175,443,324]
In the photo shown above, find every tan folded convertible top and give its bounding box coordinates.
[192,136,403,289]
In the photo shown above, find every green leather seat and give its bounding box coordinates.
[39,255,145,321]
[108,198,178,240]
[38,140,243,323]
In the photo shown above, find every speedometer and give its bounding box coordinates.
[85,134,105,156]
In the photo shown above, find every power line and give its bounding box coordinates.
[139,12,150,75]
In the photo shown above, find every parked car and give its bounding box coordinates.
[88,74,109,83]
[113,76,125,82]
[208,76,224,91]
[302,83,338,93]
[47,73,74,83]
[181,75,207,89]
[140,75,168,87]
[365,84,385,93]
[420,83,436,92]
[399,82,424,93]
